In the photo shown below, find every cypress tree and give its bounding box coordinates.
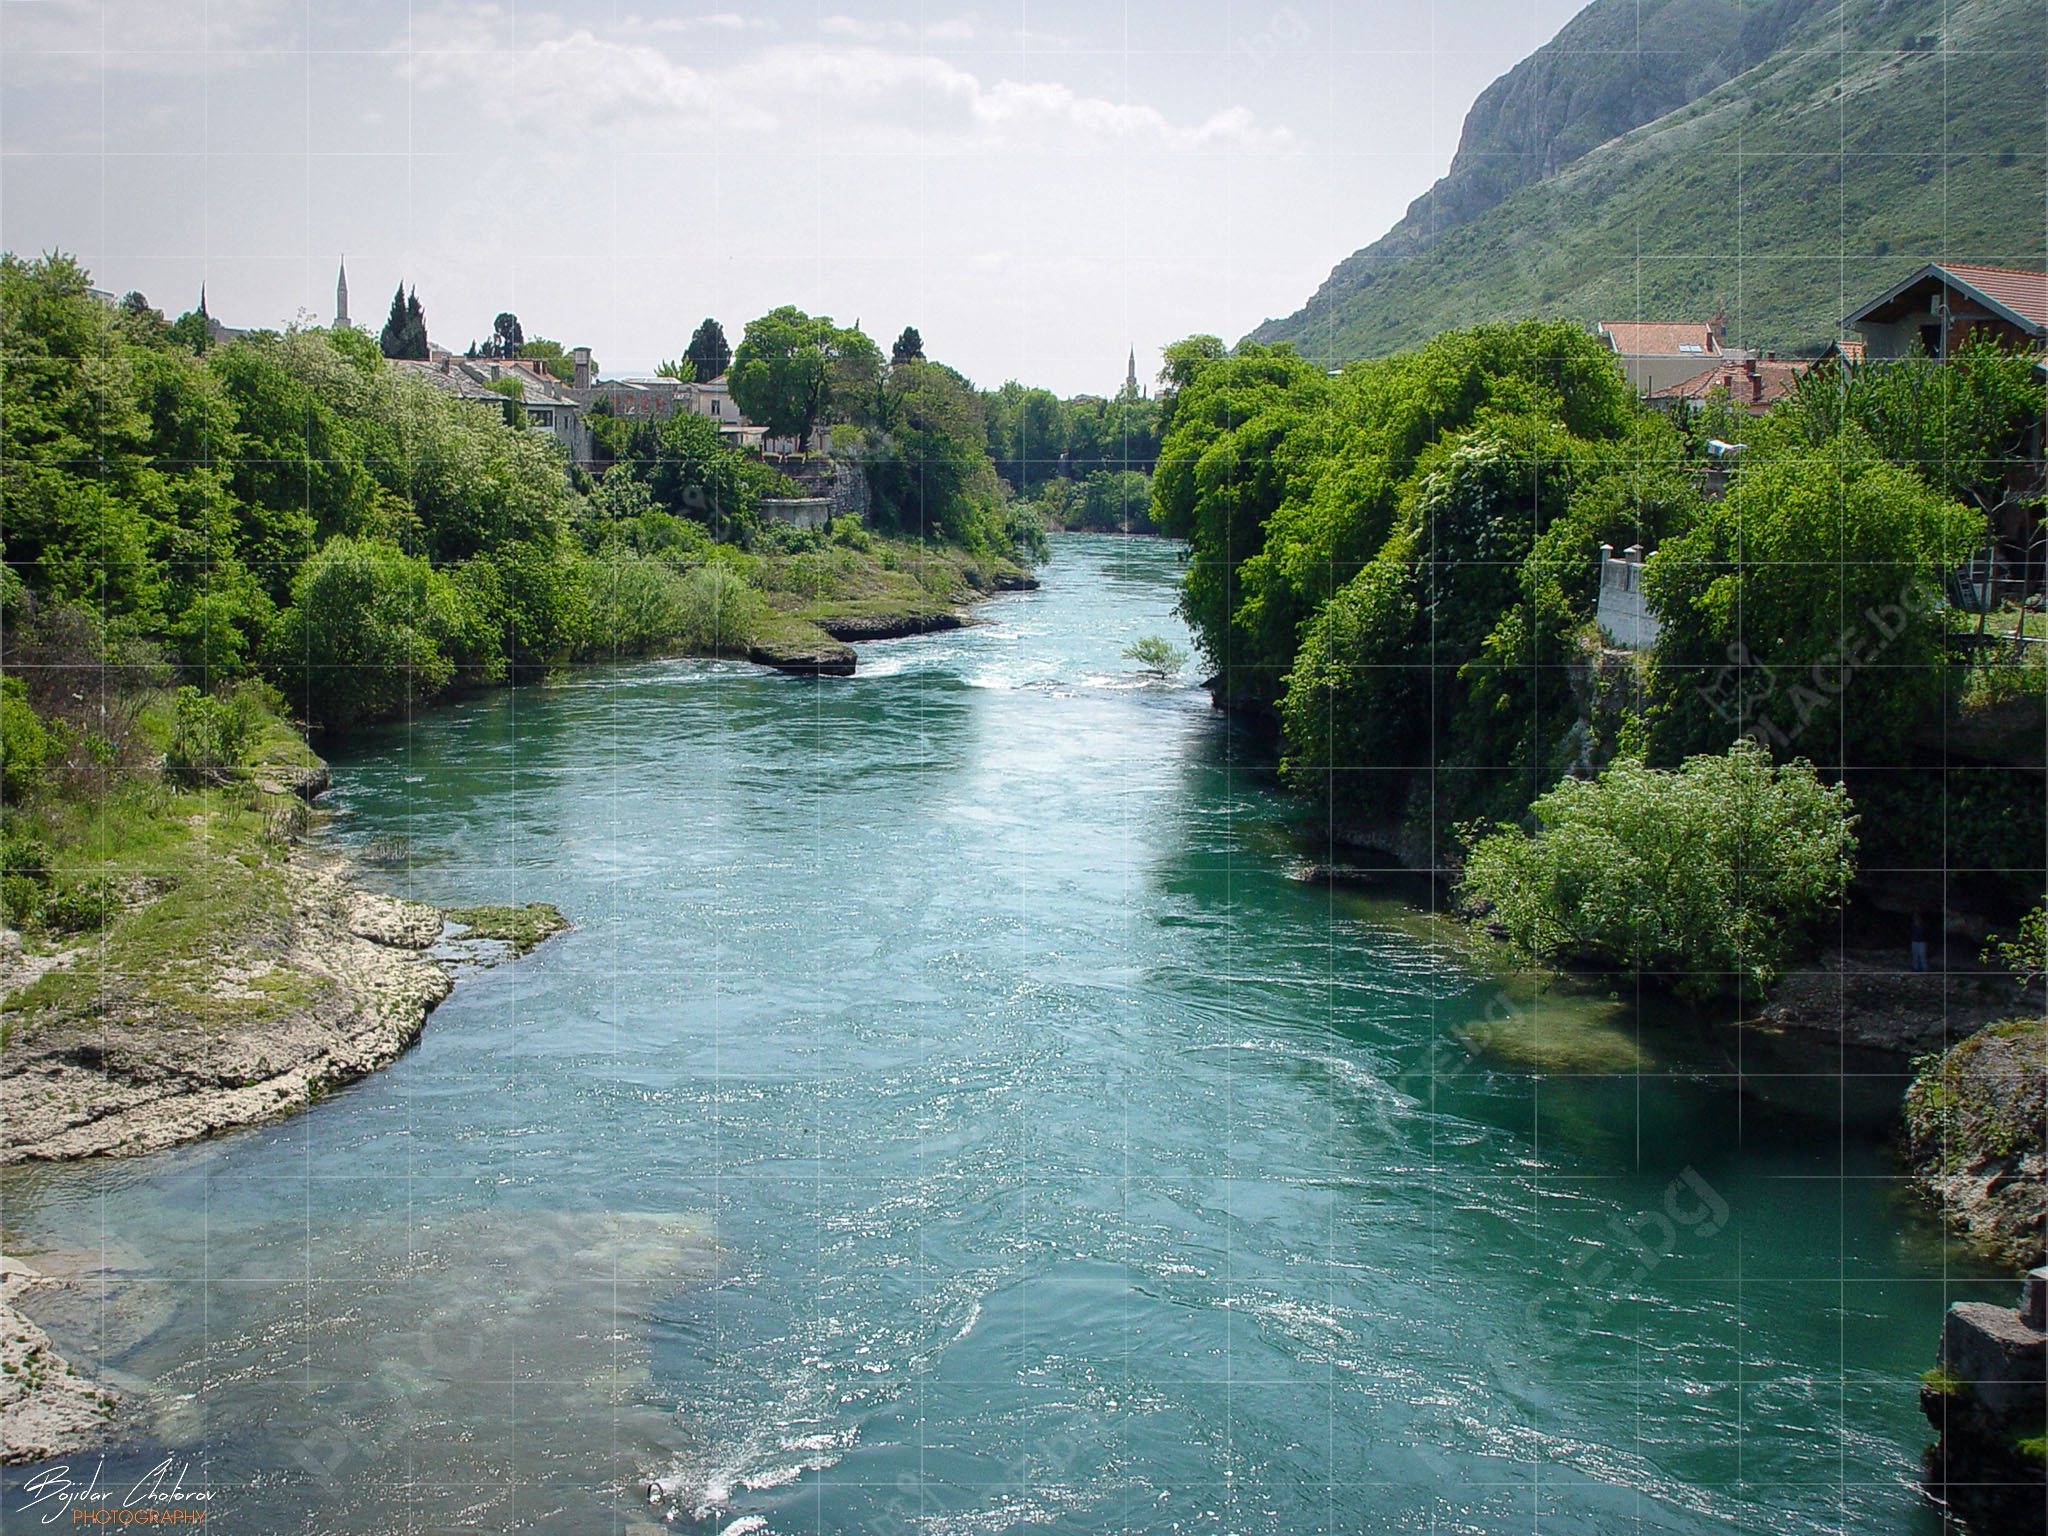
[379,284,409,358]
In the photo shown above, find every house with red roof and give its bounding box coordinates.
[1595,320,1734,394]
[1846,263,2047,360]
[1648,354,1811,415]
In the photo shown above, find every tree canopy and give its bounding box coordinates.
[729,307,879,450]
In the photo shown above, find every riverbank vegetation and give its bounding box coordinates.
[0,254,1043,979]
[1155,318,2043,984]
[1463,742,1856,1002]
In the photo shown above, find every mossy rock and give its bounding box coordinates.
[442,904,569,957]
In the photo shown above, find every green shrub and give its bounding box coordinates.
[266,537,465,729]
[1983,902,2048,993]
[164,686,260,784]
[1461,741,1856,1001]
[676,565,765,654]
[0,678,50,803]
[1125,636,1189,676]
[1,824,52,929]
[579,553,688,658]
[1004,504,1050,563]
[39,877,116,934]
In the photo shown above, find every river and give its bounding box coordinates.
[0,535,2009,1534]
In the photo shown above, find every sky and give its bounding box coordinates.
[0,0,1589,397]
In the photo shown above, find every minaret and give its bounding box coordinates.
[334,259,350,329]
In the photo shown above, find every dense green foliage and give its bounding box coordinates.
[861,360,1014,553]
[1155,321,1692,844]
[1642,437,1985,764]
[983,381,1161,496]
[729,306,881,450]
[1,257,1043,745]
[1256,0,2046,361]
[1771,335,2046,519]
[1152,313,2029,967]
[0,254,790,732]
[1462,742,1856,1000]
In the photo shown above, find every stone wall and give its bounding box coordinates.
[1594,544,1661,649]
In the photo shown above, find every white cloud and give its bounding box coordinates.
[394,3,1288,151]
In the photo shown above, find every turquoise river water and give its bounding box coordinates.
[0,535,2011,1535]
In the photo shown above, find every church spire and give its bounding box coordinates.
[334,257,350,329]
[1125,348,1140,398]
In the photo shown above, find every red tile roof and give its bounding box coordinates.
[1598,321,1720,357]
[1650,357,1810,410]
[1936,264,2048,330]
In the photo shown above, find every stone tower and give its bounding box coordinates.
[1126,348,1138,396]
[334,259,350,329]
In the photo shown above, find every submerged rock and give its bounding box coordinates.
[0,1256,118,1464]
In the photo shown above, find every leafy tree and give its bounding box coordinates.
[378,285,428,360]
[166,307,212,355]
[1070,470,1154,532]
[862,360,1007,549]
[1642,437,1985,764]
[1461,741,1856,1002]
[892,325,925,365]
[1152,342,1333,707]
[1125,636,1188,676]
[517,337,574,382]
[683,318,731,383]
[452,539,591,680]
[1776,333,2045,522]
[983,382,1069,493]
[729,307,877,450]
[592,410,784,538]
[0,252,165,621]
[266,536,467,729]
[115,291,170,347]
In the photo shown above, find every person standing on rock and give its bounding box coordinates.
[1910,912,1930,973]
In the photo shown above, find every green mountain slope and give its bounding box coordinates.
[1254,0,2047,360]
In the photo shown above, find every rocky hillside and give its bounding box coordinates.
[1253,0,2046,360]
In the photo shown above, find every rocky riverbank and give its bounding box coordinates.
[746,542,1037,676]
[0,801,566,1463]
[1905,1017,2047,1271]
[0,1256,118,1465]
[1,819,566,1165]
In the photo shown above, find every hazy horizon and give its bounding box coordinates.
[0,0,1587,396]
